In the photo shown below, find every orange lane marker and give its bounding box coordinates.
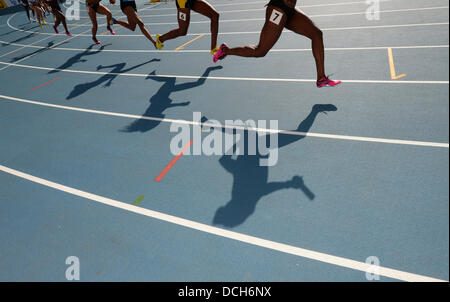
[30,77,61,91]
[7,50,28,58]
[388,48,406,80]
[154,140,193,182]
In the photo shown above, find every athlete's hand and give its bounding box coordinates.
[283,0,296,8]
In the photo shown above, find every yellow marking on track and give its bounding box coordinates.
[175,34,205,51]
[388,48,407,80]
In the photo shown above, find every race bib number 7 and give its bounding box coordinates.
[269,9,284,25]
[179,12,187,21]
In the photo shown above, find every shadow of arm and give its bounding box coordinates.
[219,155,236,174]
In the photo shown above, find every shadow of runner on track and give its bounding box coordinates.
[66,58,160,100]
[1,31,36,47]
[212,104,337,228]
[121,66,223,133]
[9,41,71,61]
[49,43,111,74]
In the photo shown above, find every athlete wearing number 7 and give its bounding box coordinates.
[213,0,341,88]
[154,0,220,56]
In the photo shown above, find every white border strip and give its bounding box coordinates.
[0,163,446,282]
[0,94,448,148]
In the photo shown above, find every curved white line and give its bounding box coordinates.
[74,0,392,18]
[0,60,448,86]
[0,93,448,147]
[0,163,447,282]
[7,21,450,37]
[145,0,391,11]
[43,6,450,27]
[0,38,447,53]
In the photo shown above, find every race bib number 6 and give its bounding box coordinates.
[269,9,284,25]
[179,12,187,21]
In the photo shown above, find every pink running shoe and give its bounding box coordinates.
[316,76,341,88]
[107,25,115,35]
[66,32,72,36]
[53,25,59,34]
[92,38,101,45]
[213,43,228,63]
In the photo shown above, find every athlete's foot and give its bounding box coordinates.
[39,23,43,30]
[42,19,47,25]
[316,76,341,88]
[65,31,71,36]
[312,104,338,113]
[213,43,228,63]
[53,25,59,34]
[155,34,164,50]
[107,25,115,35]
[92,37,100,45]
[210,46,219,55]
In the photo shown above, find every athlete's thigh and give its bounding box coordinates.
[87,7,97,23]
[123,6,139,27]
[191,0,217,18]
[257,5,287,51]
[96,4,111,16]
[177,8,190,29]
[285,8,320,38]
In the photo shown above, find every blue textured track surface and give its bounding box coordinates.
[0,0,448,281]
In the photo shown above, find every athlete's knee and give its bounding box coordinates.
[210,11,219,23]
[313,28,323,40]
[136,20,145,31]
[254,47,269,58]
[178,28,188,36]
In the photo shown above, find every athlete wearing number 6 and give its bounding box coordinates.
[213,0,341,88]
[154,0,220,56]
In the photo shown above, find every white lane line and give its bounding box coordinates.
[75,0,392,18]
[145,0,391,11]
[0,94,448,148]
[53,6,450,27]
[8,21,449,37]
[0,13,95,71]
[141,6,450,26]
[209,22,450,36]
[0,164,446,282]
[0,61,448,85]
[0,39,447,53]
[0,2,158,72]
[0,13,57,60]
[4,1,158,40]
